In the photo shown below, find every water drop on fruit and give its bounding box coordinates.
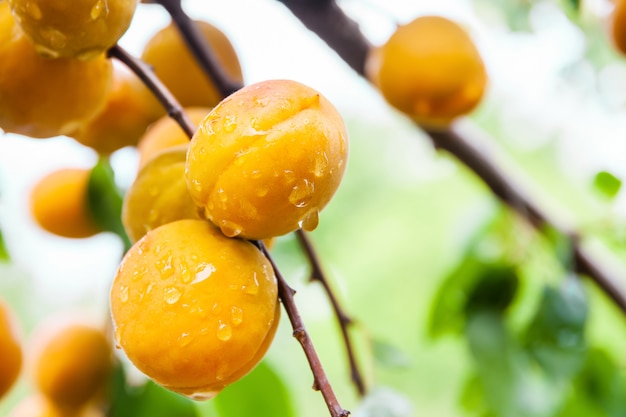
[90,0,108,20]
[313,153,328,177]
[187,391,219,401]
[223,116,237,133]
[192,263,216,284]
[231,306,243,326]
[243,273,260,295]
[219,220,242,237]
[288,178,314,207]
[256,185,269,197]
[216,322,232,341]
[119,285,129,303]
[300,209,319,231]
[26,2,42,20]
[164,287,181,304]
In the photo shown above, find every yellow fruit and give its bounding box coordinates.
[122,146,201,243]
[0,3,112,138]
[8,0,139,59]
[30,168,102,239]
[30,318,112,411]
[136,107,211,169]
[140,20,243,120]
[186,79,349,240]
[610,0,626,56]
[70,64,155,155]
[110,219,280,399]
[366,15,487,128]
[0,301,22,399]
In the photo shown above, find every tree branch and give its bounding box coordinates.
[275,0,626,313]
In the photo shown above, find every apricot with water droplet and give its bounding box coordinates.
[186,79,349,240]
[110,219,280,399]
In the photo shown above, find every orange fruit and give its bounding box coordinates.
[0,301,22,399]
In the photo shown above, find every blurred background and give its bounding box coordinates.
[2,0,626,416]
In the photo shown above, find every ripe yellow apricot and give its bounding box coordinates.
[30,168,102,239]
[610,0,626,56]
[366,15,487,129]
[8,395,104,417]
[30,319,112,411]
[137,107,211,169]
[70,65,155,155]
[0,3,112,138]
[122,147,201,243]
[110,219,280,399]
[140,20,243,120]
[0,301,22,399]
[186,79,349,240]
[8,0,139,59]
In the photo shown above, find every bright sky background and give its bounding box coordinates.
[1,0,626,313]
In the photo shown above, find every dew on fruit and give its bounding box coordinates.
[90,0,109,20]
[164,287,181,304]
[313,153,328,177]
[231,306,244,326]
[180,261,192,284]
[289,178,314,207]
[25,2,42,20]
[190,179,203,193]
[178,332,191,347]
[223,116,237,133]
[283,169,296,185]
[217,322,232,341]
[39,28,67,51]
[211,302,223,314]
[155,255,174,279]
[132,266,148,281]
[114,327,123,348]
[220,220,242,237]
[250,169,262,179]
[119,285,129,303]
[217,188,228,203]
[146,282,153,295]
[256,185,269,197]
[299,209,319,231]
[187,391,219,401]
[243,272,260,295]
[191,263,216,284]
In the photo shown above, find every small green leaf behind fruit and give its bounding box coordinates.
[0,228,10,262]
[593,171,622,199]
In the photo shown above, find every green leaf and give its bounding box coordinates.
[593,171,622,199]
[214,361,295,417]
[523,279,588,380]
[0,228,9,262]
[464,264,519,314]
[108,363,198,417]
[372,339,412,369]
[87,157,132,251]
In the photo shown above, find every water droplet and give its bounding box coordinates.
[155,243,165,253]
[180,261,192,284]
[217,322,232,341]
[212,302,223,314]
[283,170,296,185]
[132,266,148,281]
[155,255,174,279]
[192,263,216,284]
[313,153,328,177]
[220,220,242,237]
[289,178,314,208]
[26,2,42,20]
[119,285,129,303]
[243,273,260,295]
[240,199,258,219]
[191,179,203,193]
[90,0,109,20]
[217,188,228,203]
[187,391,219,401]
[114,327,123,348]
[178,332,192,347]
[231,306,243,326]
[40,28,67,51]
[164,287,181,304]
[223,116,237,133]
[146,283,153,294]
[300,210,319,232]
[256,185,269,197]
[250,170,262,179]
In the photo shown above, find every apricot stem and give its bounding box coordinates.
[258,240,351,417]
[145,0,242,97]
[107,45,195,138]
[295,230,366,396]
[276,0,626,313]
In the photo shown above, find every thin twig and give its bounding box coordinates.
[295,230,365,396]
[258,240,351,417]
[107,45,196,138]
[144,0,242,97]
[276,0,626,313]
[112,43,351,416]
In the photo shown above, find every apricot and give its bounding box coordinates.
[122,147,201,243]
[140,19,243,120]
[366,15,487,129]
[136,107,211,169]
[110,219,280,399]
[611,0,626,56]
[8,0,139,59]
[70,65,155,155]
[185,79,348,240]
[30,168,102,239]
[8,395,104,417]
[0,301,22,399]
[0,3,112,138]
[30,319,112,411]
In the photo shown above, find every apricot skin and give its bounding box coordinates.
[0,301,22,400]
[186,79,349,240]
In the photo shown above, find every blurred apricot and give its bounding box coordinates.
[30,319,112,411]
[8,395,104,417]
[70,65,155,155]
[186,79,349,240]
[8,0,139,59]
[0,3,112,138]
[366,15,487,128]
[30,168,102,239]
[136,107,211,169]
[122,147,201,242]
[140,20,243,119]
[611,0,626,56]
[111,219,280,399]
[0,301,22,399]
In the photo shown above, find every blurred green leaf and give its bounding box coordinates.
[465,264,519,314]
[523,279,588,380]
[108,363,198,417]
[593,171,622,199]
[0,228,9,262]
[372,339,412,369]
[540,225,574,270]
[87,158,131,251]
[355,386,414,417]
[214,361,295,417]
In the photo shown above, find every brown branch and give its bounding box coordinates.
[112,43,350,416]
[295,230,365,396]
[143,0,242,97]
[258,240,351,417]
[276,0,626,313]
